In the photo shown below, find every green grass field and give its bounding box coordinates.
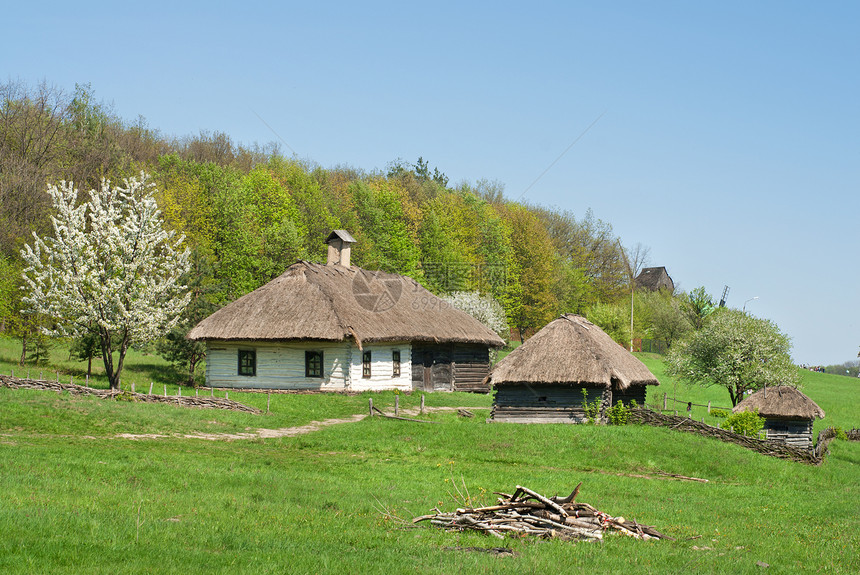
[1,337,858,574]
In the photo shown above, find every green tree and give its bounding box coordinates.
[418,199,472,293]
[69,331,101,377]
[533,206,627,308]
[157,249,220,386]
[268,157,341,261]
[666,308,799,406]
[683,286,716,330]
[349,180,422,278]
[500,203,558,341]
[0,254,16,331]
[639,290,692,350]
[586,301,632,346]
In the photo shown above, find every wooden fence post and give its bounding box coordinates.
[707,401,711,414]
[369,397,373,416]
[663,393,667,411]
[149,382,153,395]
[164,385,167,397]
[420,394,425,415]
[131,382,135,394]
[267,390,271,414]
[395,395,399,416]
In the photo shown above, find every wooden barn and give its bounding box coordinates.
[488,314,659,423]
[188,231,504,392]
[634,266,674,292]
[732,386,825,450]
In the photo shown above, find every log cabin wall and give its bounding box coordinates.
[452,345,491,392]
[763,418,814,450]
[491,384,606,423]
[411,343,493,392]
[611,386,648,407]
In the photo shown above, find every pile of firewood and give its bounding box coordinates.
[413,483,671,542]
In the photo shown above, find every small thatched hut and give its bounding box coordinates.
[488,314,659,423]
[732,386,825,449]
[188,231,504,392]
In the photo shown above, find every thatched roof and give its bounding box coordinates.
[733,386,825,420]
[635,266,674,292]
[187,261,504,347]
[487,314,659,390]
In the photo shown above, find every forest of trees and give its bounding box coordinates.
[0,80,703,379]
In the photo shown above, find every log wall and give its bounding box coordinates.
[763,418,814,450]
[491,385,605,423]
[453,345,491,392]
[411,344,493,392]
[611,386,648,407]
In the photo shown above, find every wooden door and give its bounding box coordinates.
[423,351,433,391]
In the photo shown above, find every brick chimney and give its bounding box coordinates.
[325,230,356,267]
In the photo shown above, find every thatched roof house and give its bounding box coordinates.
[189,231,504,392]
[488,314,659,423]
[733,386,825,449]
[634,266,674,292]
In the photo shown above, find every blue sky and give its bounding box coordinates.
[3,1,858,366]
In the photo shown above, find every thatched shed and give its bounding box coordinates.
[488,314,659,423]
[634,266,674,292]
[732,386,825,449]
[188,232,504,392]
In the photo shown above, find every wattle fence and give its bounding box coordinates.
[629,407,840,465]
[0,374,260,413]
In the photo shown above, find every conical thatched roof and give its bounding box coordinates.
[487,314,659,390]
[187,261,504,347]
[732,386,825,420]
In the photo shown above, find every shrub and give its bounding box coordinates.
[607,400,635,425]
[581,388,602,424]
[721,409,765,437]
[710,408,730,419]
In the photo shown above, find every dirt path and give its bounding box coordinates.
[113,406,476,441]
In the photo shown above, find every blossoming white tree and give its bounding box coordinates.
[21,173,191,389]
[441,291,510,339]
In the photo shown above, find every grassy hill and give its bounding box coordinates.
[1,338,858,574]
